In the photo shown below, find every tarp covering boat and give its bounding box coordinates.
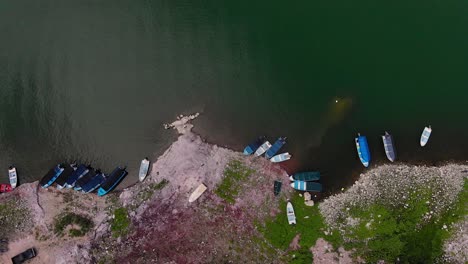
[65,164,91,188]
[8,166,17,189]
[265,137,286,159]
[74,169,97,191]
[382,131,396,162]
[289,171,320,182]
[98,167,128,196]
[81,172,105,193]
[286,202,296,225]
[40,164,65,188]
[355,134,371,167]
[254,141,271,156]
[274,180,282,196]
[55,164,77,189]
[139,158,150,182]
[270,152,291,163]
[243,136,266,155]
[420,126,432,147]
[290,181,323,192]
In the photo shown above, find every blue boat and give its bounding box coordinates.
[97,167,128,196]
[81,171,105,193]
[74,169,97,191]
[355,134,371,167]
[289,171,320,182]
[290,181,322,192]
[243,136,266,155]
[40,164,65,188]
[55,164,77,189]
[265,137,287,159]
[65,164,91,188]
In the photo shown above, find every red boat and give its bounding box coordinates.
[0,184,12,193]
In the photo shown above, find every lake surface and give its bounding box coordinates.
[1,0,468,193]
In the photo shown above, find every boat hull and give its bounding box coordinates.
[74,170,97,191]
[286,202,296,225]
[189,184,207,202]
[270,152,291,163]
[97,167,128,196]
[254,141,271,156]
[65,165,90,188]
[382,132,396,162]
[355,135,370,167]
[265,137,286,159]
[274,180,282,196]
[420,126,432,146]
[289,171,320,182]
[243,136,266,155]
[40,165,65,188]
[139,159,150,182]
[55,164,77,189]
[8,167,17,189]
[291,181,323,192]
[81,173,105,193]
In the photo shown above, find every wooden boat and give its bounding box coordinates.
[355,134,371,167]
[0,184,12,193]
[420,126,432,147]
[289,171,320,182]
[97,167,128,196]
[290,181,323,192]
[265,137,287,159]
[243,136,266,155]
[189,184,207,202]
[382,131,396,162]
[254,141,272,156]
[8,166,17,189]
[270,152,292,163]
[139,158,150,182]
[286,202,296,225]
[273,180,282,196]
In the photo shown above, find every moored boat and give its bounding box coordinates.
[8,166,17,189]
[270,152,292,163]
[382,131,396,162]
[355,134,371,167]
[274,180,282,196]
[74,169,97,191]
[55,164,77,189]
[289,171,320,182]
[40,164,65,188]
[139,158,150,182]
[265,137,287,159]
[243,136,266,155]
[290,181,323,192]
[420,126,432,147]
[65,164,91,188]
[0,184,12,193]
[286,202,296,225]
[81,171,105,193]
[188,183,207,202]
[97,167,128,196]
[254,141,272,156]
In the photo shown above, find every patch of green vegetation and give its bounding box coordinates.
[339,179,468,263]
[0,197,32,238]
[111,207,131,238]
[136,179,169,203]
[258,194,325,262]
[54,212,94,237]
[214,160,254,203]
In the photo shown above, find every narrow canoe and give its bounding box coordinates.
[189,184,207,202]
[355,134,370,167]
[8,166,17,189]
[265,137,287,159]
[254,141,272,156]
[139,158,150,182]
[273,180,282,196]
[286,202,296,225]
[289,171,320,182]
[243,136,266,155]
[382,131,396,162]
[290,181,323,192]
[420,126,432,147]
[270,152,292,163]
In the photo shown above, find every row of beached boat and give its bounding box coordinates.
[243,136,291,163]
[355,126,433,167]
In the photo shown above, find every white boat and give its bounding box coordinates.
[420,126,432,147]
[286,202,296,225]
[270,152,292,163]
[139,158,150,182]
[189,184,207,203]
[254,141,272,156]
[8,166,17,189]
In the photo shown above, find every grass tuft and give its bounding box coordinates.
[214,160,254,203]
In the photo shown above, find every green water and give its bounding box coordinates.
[0,0,467,192]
